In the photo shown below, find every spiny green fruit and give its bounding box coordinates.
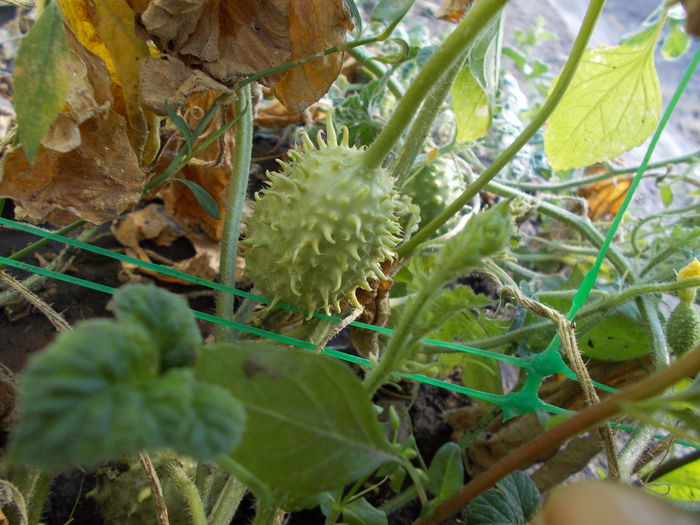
[403,156,465,234]
[665,302,700,356]
[243,117,402,316]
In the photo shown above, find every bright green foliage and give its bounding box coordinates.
[10,289,245,470]
[110,284,201,370]
[243,122,402,316]
[654,459,700,502]
[427,442,464,503]
[196,341,400,495]
[545,35,661,170]
[666,302,700,355]
[453,9,503,143]
[578,304,652,361]
[13,1,70,162]
[466,471,540,525]
[453,67,491,143]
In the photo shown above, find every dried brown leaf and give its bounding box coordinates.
[0,30,145,224]
[273,0,352,114]
[140,0,351,114]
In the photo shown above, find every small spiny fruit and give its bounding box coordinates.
[243,114,402,317]
[666,302,700,356]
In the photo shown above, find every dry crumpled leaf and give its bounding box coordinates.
[111,202,240,285]
[577,173,632,221]
[140,0,352,114]
[436,0,474,22]
[0,30,145,224]
[57,0,160,162]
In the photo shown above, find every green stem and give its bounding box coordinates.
[504,148,700,191]
[346,47,404,99]
[168,463,207,525]
[0,220,85,270]
[363,0,509,170]
[487,180,632,277]
[363,273,442,395]
[215,85,253,342]
[393,56,466,188]
[26,471,52,525]
[640,228,700,278]
[398,0,606,257]
[207,476,247,525]
[446,277,700,351]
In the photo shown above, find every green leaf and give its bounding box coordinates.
[655,460,700,502]
[172,177,221,220]
[662,19,691,61]
[342,497,387,525]
[545,32,662,170]
[577,303,651,361]
[427,442,464,502]
[13,1,70,162]
[452,68,491,143]
[466,472,540,525]
[452,9,504,143]
[110,284,201,370]
[166,103,194,153]
[196,341,399,495]
[10,320,244,470]
[371,0,414,25]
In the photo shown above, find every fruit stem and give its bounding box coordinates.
[215,85,253,342]
[398,0,607,257]
[362,0,509,171]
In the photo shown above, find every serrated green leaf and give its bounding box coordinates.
[466,472,540,525]
[196,341,400,495]
[13,1,70,162]
[10,320,244,470]
[655,460,700,502]
[662,20,691,60]
[427,442,464,502]
[371,0,414,24]
[110,284,201,370]
[343,497,387,525]
[545,33,662,170]
[172,177,221,220]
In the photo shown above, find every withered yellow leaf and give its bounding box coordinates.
[0,33,145,224]
[577,176,632,221]
[57,0,156,161]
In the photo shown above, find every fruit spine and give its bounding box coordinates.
[243,116,402,316]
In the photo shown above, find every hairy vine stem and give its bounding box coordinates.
[215,85,253,342]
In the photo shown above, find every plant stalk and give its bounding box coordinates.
[414,342,700,525]
[393,55,466,188]
[398,0,607,257]
[207,475,247,525]
[363,0,509,170]
[215,85,253,342]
